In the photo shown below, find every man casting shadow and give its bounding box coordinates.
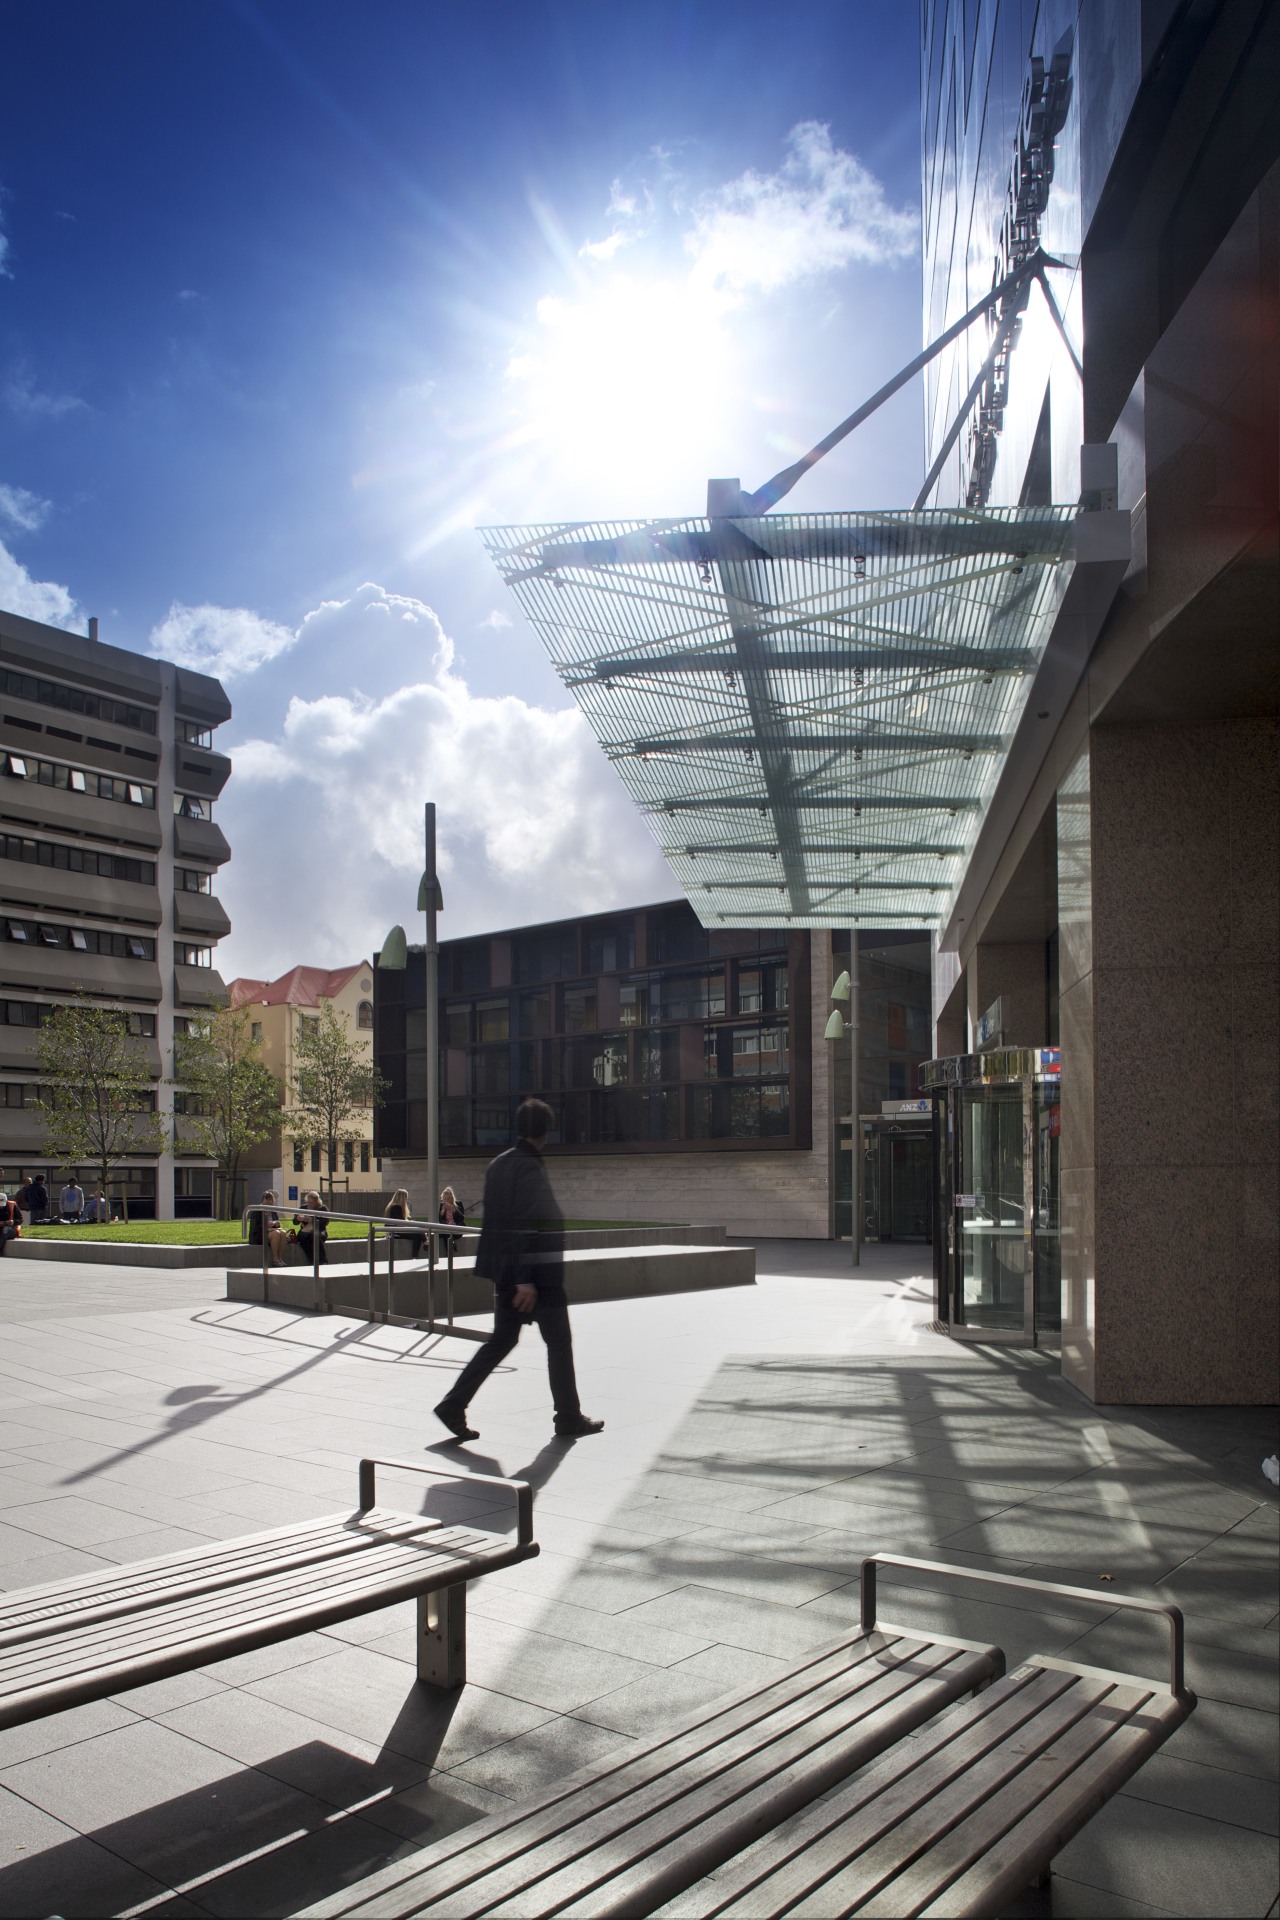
[434,1098,602,1443]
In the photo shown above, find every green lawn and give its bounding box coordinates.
[29,1216,659,1246]
[30,1219,374,1245]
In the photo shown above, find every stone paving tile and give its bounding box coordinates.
[0,1785,185,1920]
[0,1250,1274,1918]
[464,1583,717,1667]
[157,1687,431,1808]
[1049,1790,1280,1917]
[244,1645,555,1768]
[445,1711,634,1801]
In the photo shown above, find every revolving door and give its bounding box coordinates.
[923,1048,1061,1346]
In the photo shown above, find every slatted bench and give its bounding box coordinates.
[0,1457,535,1730]
[295,1617,1005,1920]
[292,1555,1193,1920]
[653,1556,1196,1918]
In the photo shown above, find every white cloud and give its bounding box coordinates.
[148,602,298,679]
[4,366,86,420]
[477,608,512,630]
[687,121,918,295]
[216,583,670,978]
[0,483,50,533]
[0,537,79,626]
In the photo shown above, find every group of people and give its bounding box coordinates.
[0,1172,112,1254]
[248,1184,469,1265]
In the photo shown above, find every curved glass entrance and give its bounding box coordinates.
[925,1048,1061,1346]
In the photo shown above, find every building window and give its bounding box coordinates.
[251,1021,262,1042]
[293,1143,304,1172]
[310,1144,321,1172]
[175,794,209,819]
[343,1141,354,1172]
[357,1000,373,1029]
[360,1141,370,1173]
[176,868,212,893]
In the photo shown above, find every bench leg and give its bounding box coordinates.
[418,1583,466,1688]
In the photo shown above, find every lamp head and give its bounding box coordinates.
[824,1009,847,1041]
[831,970,851,1002]
[379,924,408,970]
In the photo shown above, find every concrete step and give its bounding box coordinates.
[226,1241,756,1313]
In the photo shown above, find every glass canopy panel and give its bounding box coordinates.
[480,509,1078,928]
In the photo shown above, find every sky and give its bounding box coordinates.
[1,0,926,980]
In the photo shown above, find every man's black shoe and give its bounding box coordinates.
[554,1415,604,1438]
[434,1401,478,1442]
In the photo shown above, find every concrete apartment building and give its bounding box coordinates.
[228,962,380,1204]
[0,605,232,1219]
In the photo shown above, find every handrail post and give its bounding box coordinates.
[368,1220,376,1319]
[446,1229,455,1328]
[861,1558,878,1633]
[427,1226,436,1334]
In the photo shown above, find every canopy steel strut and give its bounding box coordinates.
[714,247,1067,519]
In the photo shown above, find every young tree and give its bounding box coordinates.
[290,1002,386,1204]
[35,998,168,1220]
[172,1003,281,1218]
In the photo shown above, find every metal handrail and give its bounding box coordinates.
[240,1200,479,1335]
[357,1455,534,1546]
[859,1552,1188,1698]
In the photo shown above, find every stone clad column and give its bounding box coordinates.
[1059,719,1278,1403]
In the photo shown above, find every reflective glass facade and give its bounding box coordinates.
[374,900,811,1157]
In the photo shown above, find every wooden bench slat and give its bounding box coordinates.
[0,1508,419,1627]
[0,1526,534,1731]
[0,1510,365,1615]
[0,1513,445,1648]
[0,1530,495,1691]
[448,1643,972,1920]
[299,1633,921,1920]
[298,1631,1002,1920]
[540,1648,992,1920]
[797,1675,1118,1918]
[916,1686,1188,1919]
[654,1667,1072,1920]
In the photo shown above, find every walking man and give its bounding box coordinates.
[434,1098,602,1443]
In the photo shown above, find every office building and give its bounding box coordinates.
[228,962,380,1204]
[375,900,933,1241]
[0,606,231,1218]
[478,2,1277,1401]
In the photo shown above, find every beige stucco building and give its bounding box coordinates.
[228,962,380,1203]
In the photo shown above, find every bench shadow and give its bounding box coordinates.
[0,1732,484,1920]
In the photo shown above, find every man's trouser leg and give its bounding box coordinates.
[440,1290,523,1414]
[533,1285,583,1423]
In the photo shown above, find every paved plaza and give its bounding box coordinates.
[0,1245,1274,1918]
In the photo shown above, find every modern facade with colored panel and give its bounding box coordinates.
[0,605,232,1218]
[375,901,933,1242]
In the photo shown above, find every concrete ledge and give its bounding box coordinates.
[12,1222,727,1270]
[9,1238,268,1269]
[226,1242,755,1313]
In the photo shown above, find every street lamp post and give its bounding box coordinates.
[379,801,443,1221]
[422,803,440,1225]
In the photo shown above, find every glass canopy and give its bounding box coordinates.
[480,508,1079,929]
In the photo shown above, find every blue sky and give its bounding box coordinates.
[1,1,925,976]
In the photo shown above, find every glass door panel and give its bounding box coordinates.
[1034,1086,1061,1337]
[955,1084,1029,1334]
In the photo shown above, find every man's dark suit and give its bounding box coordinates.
[439,1138,584,1425]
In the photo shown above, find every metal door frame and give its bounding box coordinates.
[925,1048,1058,1349]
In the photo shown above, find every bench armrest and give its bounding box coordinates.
[860,1552,1186,1698]
[358,1456,533,1546]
